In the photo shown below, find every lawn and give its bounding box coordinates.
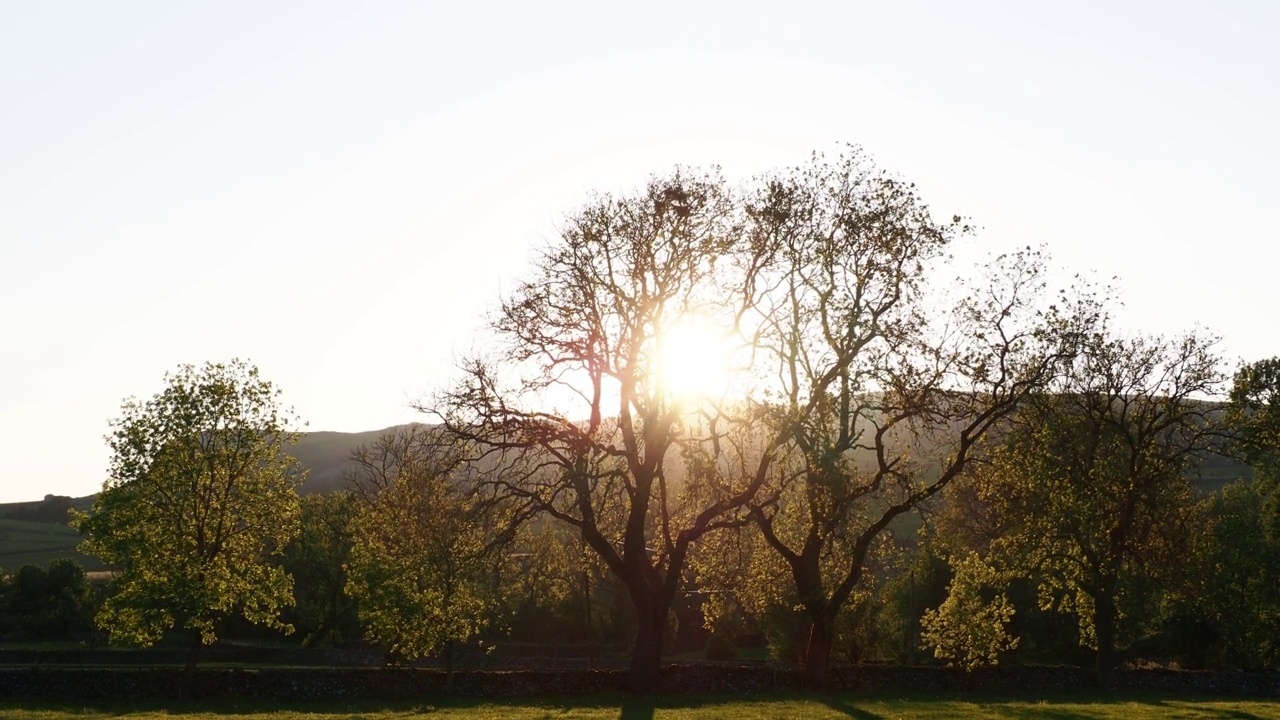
[4,693,1280,719]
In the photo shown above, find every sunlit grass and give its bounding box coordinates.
[5,693,1280,719]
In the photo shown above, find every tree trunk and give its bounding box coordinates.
[444,638,455,692]
[1094,592,1118,688]
[627,597,666,693]
[801,614,834,690]
[583,569,597,669]
[185,632,202,673]
[182,632,203,698]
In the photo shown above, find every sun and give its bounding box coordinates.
[652,315,741,406]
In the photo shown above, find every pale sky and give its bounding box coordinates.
[2,1,1277,504]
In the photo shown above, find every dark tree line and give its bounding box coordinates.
[0,559,97,641]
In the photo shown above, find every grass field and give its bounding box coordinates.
[3,693,1280,719]
[0,518,106,572]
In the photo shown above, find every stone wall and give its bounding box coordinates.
[2,664,1279,700]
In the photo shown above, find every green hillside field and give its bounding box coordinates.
[0,517,104,572]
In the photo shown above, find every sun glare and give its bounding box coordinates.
[653,316,741,406]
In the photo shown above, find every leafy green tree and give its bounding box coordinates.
[7,565,50,631]
[1228,357,1280,480]
[73,360,305,664]
[1189,478,1280,668]
[344,427,505,673]
[2,560,95,639]
[1172,358,1280,670]
[499,519,611,646]
[865,538,953,663]
[282,491,359,647]
[933,478,1086,665]
[920,552,1019,671]
[976,331,1224,686]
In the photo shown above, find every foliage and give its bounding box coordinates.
[866,538,953,663]
[344,427,505,663]
[497,518,617,644]
[975,330,1225,684]
[281,491,360,647]
[691,147,1087,685]
[1227,357,1280,479]
[920,551,1019,671]
[1154,356,1280,669]
[0,559,97,639]
[702,633,740,660]
[72,360,305,649]
[1179,474,1280,669]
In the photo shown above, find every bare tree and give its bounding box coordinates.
[698,151,1093,687]
[430,169,767,691]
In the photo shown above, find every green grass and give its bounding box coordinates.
[0,518,105,572]
[3,693,1280,719]
[0,518,104,572]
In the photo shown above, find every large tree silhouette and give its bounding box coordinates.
[432,148,1087,689]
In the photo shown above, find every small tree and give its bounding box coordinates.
[977,331,1225,686]
[3,560,96,640]
[73,360,305,665]
[344,427,503,673]
[921,552,1019,671]
[1182,357,1280,669]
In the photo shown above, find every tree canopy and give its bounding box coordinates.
[972,330,1225,685]
[429,146,1098,689]
[74,359,306,658]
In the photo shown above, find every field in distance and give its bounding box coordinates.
[0,517,105,572]
[4,693,1280,719]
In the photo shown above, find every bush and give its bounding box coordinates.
[703,634,739,661]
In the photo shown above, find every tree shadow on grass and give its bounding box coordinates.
[613,693,745,720]
[813,695,885,719]
[614,692,887,720]
[617,697,656,720]
[10,692,1276,719]
[963,693,1275,720]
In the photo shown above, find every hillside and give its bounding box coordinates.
[0,518,107,572]
[0,424,423,571]
[0,423,425,515]
[288,424,427,495]
[0,420,1254,573]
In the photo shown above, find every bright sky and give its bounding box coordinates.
[2,1,1277,504]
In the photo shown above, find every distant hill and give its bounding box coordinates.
[0,423,425,514]
[0,420,1254,573]
[0,517,107,572]
[0,424,423,571]
[0,494,95,523]
[288,423,428,494]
